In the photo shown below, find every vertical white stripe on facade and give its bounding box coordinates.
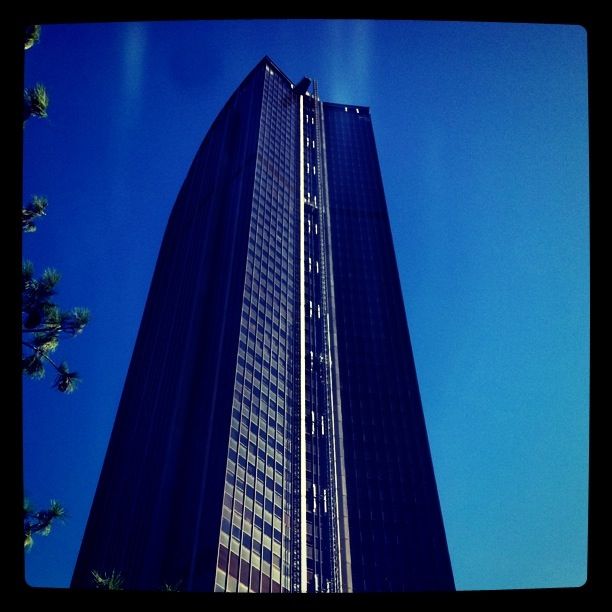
[298,94,307,593]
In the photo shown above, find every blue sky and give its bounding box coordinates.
[22,20,589,590]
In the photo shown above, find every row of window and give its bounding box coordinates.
[213,66,299,594]
[216,543,284,592]
[218,224,294,587]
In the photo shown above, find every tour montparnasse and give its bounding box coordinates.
[71,57,454,593]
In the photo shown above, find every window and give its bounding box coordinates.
[251,568,261,592]
[218,544,229,570]
[221,518,231,535]
[272,554,281,569]
[262,573,271,593]
[229,552,240,578]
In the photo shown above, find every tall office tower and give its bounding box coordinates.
[71,57,454,593]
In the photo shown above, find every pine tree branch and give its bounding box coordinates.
[22,341,62,373]
[22,325,61,334]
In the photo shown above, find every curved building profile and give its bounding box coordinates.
[71,57,454,593]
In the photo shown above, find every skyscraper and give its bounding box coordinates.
[71,57,454,593]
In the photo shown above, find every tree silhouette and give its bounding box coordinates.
[22,260,89,393]
[24,25,41,50]
[87,569,184,591]
[24,498,66,550]
[162,581,182,591]
[22,195,48,233]
[91,570,125,590]
[24,83,49,123]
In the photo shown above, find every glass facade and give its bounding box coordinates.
[213,63,298,594]
[323,102,454,591]
[71,57,454,593]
